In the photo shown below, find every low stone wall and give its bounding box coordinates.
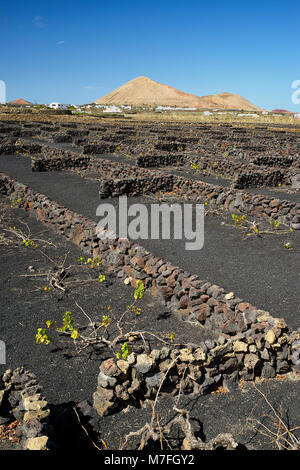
[66,129,89,137]
[40,126,60,132]
[0,138,42,155]
[83,143,118,154]
[1,139,296,229]
[0,126,22,134]
[98,175,175,198]
[60,123,77,129]
[137,154,186,167]
[154,142,187,152]
[172,178,299,229]
[53,134,73,143]
[0,367,53,450]
[250,155,296,168]
[73,138,89,147]
[193,158,298,188]
[232,169,286,189]
[0,128,37,138]
[0,139,89,170]
[30,151,178,196]
[137,152,298,188]
[93,333,300,416]
[0,172,298,343]
[31,154,90,171]
[76,158,299,229]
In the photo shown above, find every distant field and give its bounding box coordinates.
[131,110,300,125]
[1,105,300,128]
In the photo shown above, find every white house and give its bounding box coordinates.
[155,106,197,112]
[103,105,122,113]
[237,113,259,117]
[48,102,67,110]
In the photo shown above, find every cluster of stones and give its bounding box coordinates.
[137,153,187,167]
[0,126,38,138]
[0,367,53,450]
[52,128,90,143]
[232,169,287,189]
[31,151,90,172]
[250,155,298,168]
[98,174,175,199]
[0,138,89,172]
[0,137,42,156]
[93,331,300,417]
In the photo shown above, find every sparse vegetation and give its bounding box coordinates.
[0,108,299,451]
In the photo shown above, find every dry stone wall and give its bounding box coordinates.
[0,136,299,229]
[0,367,54,450]
[1,172,300,390]
[93,333,300,416]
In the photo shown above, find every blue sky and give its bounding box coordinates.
[1,0,300,110]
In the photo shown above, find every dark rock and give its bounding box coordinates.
[261,363,276,379]
[223,371,239,392]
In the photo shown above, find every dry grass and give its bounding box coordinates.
[246,384,300,450]
[0,420,21,443]
[128,110,300,127]
[1,106,300,128]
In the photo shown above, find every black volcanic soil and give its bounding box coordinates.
[0,202,214,405]
[0,154,299,330]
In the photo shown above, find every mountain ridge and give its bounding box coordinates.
[94,76,262,111]
[8,98,32,105]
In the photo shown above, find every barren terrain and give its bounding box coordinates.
[94,76,262,110]
[0,108,299,451]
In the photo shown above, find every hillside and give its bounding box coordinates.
[8,98,32,105]
[94,76,261,111]
[198,92,262,111]
[272,109,294,114]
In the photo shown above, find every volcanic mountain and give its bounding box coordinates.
[272,109,294,114]
[94,76,261,111]
[8,98,32,105]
